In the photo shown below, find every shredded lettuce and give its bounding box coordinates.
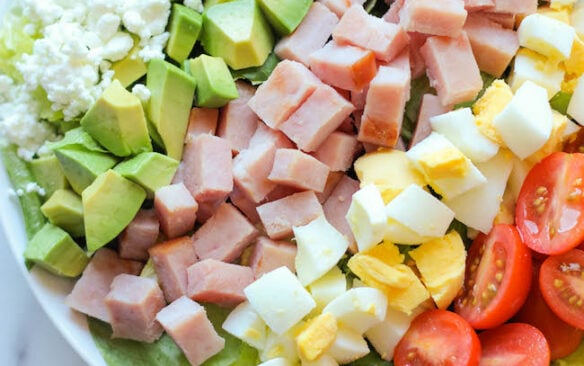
[401,75,434,146]
[0,8,37,81]
[231,52,280,85]
[550,91,572,116]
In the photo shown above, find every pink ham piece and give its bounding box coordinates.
[156,296,225,366]
[480,11,516,29]
[118,209,160,261]
[351,88,368,110]
[195,198,225,224]
[186,258,254,307]
[410,93,453,148]
[308,41,377,92]
[185,108,218,141]
[249,236,297,277]
[229,185,262,224]
[318,0,366,18]
[312,131,360,171]
[399,0,467,38]
[491,0,537,16]
[247,60,323,129]
[232,122,294,203]
[323,174,360,253]
[408,32,429,79]
[421,32,483,106]
[155,183,198,239]
[268,148,331,192]
[192,202,259,262]
[333,4,409,62]
[148,236,197,302]
[256,190,324,240]
[383,0,404,24]
[275,2,339,67]
[463,0,494,11]
[315,171,345,203]
[182,134,233,203]
[105,274,165,343]
[463,14,519,78]
[216,81,259,155]
[171,162,185,185]
[65,248,143,322]
[279,83,355,152]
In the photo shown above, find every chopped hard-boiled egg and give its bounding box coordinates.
[327,327,370,365]
[222,301,267,350]
[261,325,303,363]
[322,287,388,334]
[308,266,347,314]
[300,354,338,366]
[473,79,513,145]
[561,35,584,93]
[258,357,295,366]
[508,48,565,99]
[568,73,584,124]
[345,184,387,252]
[517,13,576,61]
[525,110,569,165]
[571,0,584,37]
[296,313,337,361]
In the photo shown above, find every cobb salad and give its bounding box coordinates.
[2,0,584,365]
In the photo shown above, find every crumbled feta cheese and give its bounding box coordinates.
[138,32,170,62]
[122,0,170,43]
[184,0,204,13]
[132,84,151,103]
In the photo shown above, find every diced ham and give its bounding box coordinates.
[105,274,165,343]
[308,41,378,92]
[358,65,411,147]
[383,0,404,24]
[256,191,324,240]
[463,14,519,78]
[333,4,409,62]
[491,0,537,16]
[275,2,339,66]
[148,236,198,303]
[312,131,360,171]
[337,115,358,134]
[155,183,198,239]
[65,248,143,322]
[279,83,355,152]
[399,0,467,38]
[268,148,331,192]
[248,60,323,129]
[186,258,255,307]
[408,32,429,79]
[118,209,160,261]
[463,0,494,11]
[420,32,483,106]
[249,236,297,277]
[182,134,233,203]
[229,185,261,224]
[156,296,225,366]
[409,93,453,148]
[171,162,185,185]
[192,202,259,262]
[185,108,218,141]
[217,81,259,155]
[323,174,360,253]
[195,198,225,224]
[316,171,346,203]
[317,0,366,18]
[480,11,516,29]
[351,88,368,111]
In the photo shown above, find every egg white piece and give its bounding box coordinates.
[322,287,388,334]
[221,301,267,350]
[260,327,301,364]
[301,354,339,366]
[345,184,387,252]
[508,49,565,99]
[517,13,576,60]
[326,327,370,364]
[568,74,584,125]
[308,266,348,313]
[571,0,584,38]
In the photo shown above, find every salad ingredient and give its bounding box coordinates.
[201,0,274,70]
[23,223,89,277]
[410,93,450,147]
[111,38,148,88]
[257,0,311,36]
[518,13,576,61]
[40,188,84,238]
[539,248,584,330]
[471,79,512,145]
[393,309,481,366]
[248,236,297,277]
[296,312,337,361]
[478,322,550,366]
[327,327,370,364]
[510,49,564,99]
[346,183,387,252]
[216,81,257,153]
[568,74,584,123]
[165,4,202,64]
[114,152,179,199]
[118,209,160,262]
[222,301,267,350]
[321,175,359,252]
[313,131,360,172]
[154,183,198,239]
[29,154,68,199]
[322,286,387,333]
[400,0,466,38]
[454,224,532,330]
[319,0,365,18]
[268,148,330,192]
[188,54,239,108]
[515,152,584,255]
[189,107,219,140]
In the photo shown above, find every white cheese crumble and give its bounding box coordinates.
[132,84,151,103]
[184,0,204,13]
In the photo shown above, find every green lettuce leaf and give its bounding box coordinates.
[0,8,37,81]
[549,91,572,115]
[348,349,393,366]
[231,52,280,85]
[401,75,435,146]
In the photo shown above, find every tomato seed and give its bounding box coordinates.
[569,295,578,305]
[536,186,548,196]
[495,272,503,282]
[554,278,564,288]
[495,259,504,268]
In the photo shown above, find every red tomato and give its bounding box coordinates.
[515,152,584,255]
[454,224,532,329]
[393,309,480,366]
[478,323,550,366]
[539,249,584,330]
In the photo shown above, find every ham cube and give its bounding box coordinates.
[333,5,409,62]
[463,0,494,11]
[323,174,360,253]
[148,236,197,302]
[308,41,377,92]
[229,185,261,224]
[268,148,331,192]
[480,11,516,29]
[186,258,255,307]
[248,60,323,129]
[119,209,160,261]
[279,83,355,152]
[316,171,346,203]
[217,81,259,155]
[317,0,366,17]
[249,236,297,277]
[185,108,218,141]
[358,65,411,147]
[195,197,225,224]
[275,2,339,66]
[156,296,225,366]
[312,131,360,171]
[464,14,519,78]
[491,0,537,16]
[256,191,324,240]
[383,0,404,24]
[182,134,233,203]
[399,0,467,38]
[66,248,143,322]
[409,32,430,79]
[410,93,453,148]
[155,183,198,239]
[192,203,259,262]
[421,32,483,106]
[105,274,165,342]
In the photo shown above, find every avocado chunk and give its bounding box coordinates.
[114,152,179,198]
[201,0,274,70]
[204,0,233,9]
[166,4,203,63]
[257,0,311,36]
[54,147,119,195]
[80,79,152,157]
[23,223,89,277]
[146,58,196,160]
[111,36,147,88]
[83,170,146,252]
[29,154,69,200]
[187,54,239,108]
[40,189,84,237]
[47,127,108,153]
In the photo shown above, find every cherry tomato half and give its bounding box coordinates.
[478,323,550,366]
[393,309,480,366]
[516,152,584,255]
[539,249,584,330]
[454,224,532,329]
